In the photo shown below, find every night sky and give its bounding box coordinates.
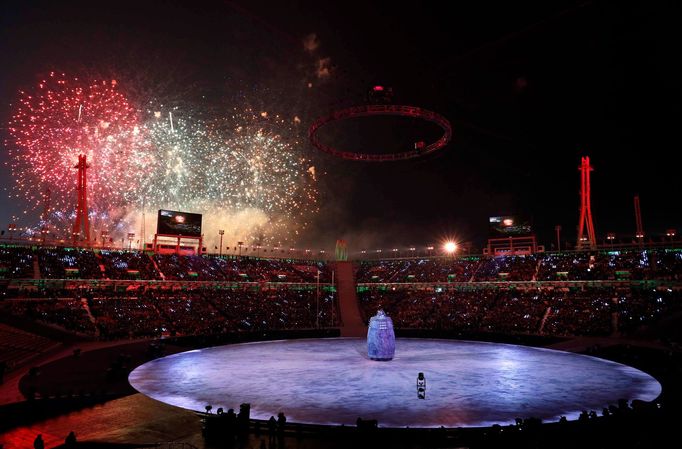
[1,0,680,251]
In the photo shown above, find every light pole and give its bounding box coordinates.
[128,232,135,251]
[101,230,109,248]
[237,241,243,258]
[607,232,615,250]
[8,223,16,241]
[635,232,645,248]
[330,269,335,326]
[555,225,562,252]
[666,229,676,246]
[218,230,224,256]
[316,269,320,329]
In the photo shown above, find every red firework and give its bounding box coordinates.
[7,72,149,229]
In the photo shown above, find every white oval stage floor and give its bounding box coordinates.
[129,338,661,428]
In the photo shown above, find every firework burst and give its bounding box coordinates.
[6,72,150,230]
[134,107,318,245]
[6,74,318,245]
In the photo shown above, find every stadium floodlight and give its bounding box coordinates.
[444,241,457,254]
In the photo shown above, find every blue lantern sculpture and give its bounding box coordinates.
[367,309,395,361]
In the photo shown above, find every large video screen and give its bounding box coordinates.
[157,210,202,237]
[489,216,532,237]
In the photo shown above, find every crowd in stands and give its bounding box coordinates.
[356,257,479,283]
[1,298,96,335]
[0,286,338,340]
[0,244,332,283]
[154,254,331,283]
[357,285,681,338]
[475,254,538,281]
[356,249,682,283]
[37,247,102,279]
[0,246,34,279]
[3,245,680,283]
[536,252,652,281]
[541,287,614,336]
[653,249,682,280]
[100,250,162,280]
[1,244,680,343]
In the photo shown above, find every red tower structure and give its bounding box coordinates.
[634,195,644,244]
[576,156,597,250]
[72,154,91,245]
[41,187,51,243]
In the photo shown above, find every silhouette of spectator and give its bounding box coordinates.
[277,412,287,447]
[225,408,237,441]
[65,431,77,447]
[268,416,277,444]
[277,412,287,431]
[33,434,44,449]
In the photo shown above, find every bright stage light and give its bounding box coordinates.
[444,241,457,253]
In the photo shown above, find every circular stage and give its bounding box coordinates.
[129,338,661,428]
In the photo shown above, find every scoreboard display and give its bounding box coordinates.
[157,210,202,237]
[489,216,532,237]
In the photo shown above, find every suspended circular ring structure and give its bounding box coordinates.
[308,104,452,161]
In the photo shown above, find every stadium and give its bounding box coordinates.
[1,1,681,449]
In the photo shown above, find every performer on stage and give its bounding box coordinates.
[367,309,395,361]
[417,372,426,399]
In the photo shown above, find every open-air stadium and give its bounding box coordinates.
[1,1,681,449]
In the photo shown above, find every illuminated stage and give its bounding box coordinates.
[129,338,660,428]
